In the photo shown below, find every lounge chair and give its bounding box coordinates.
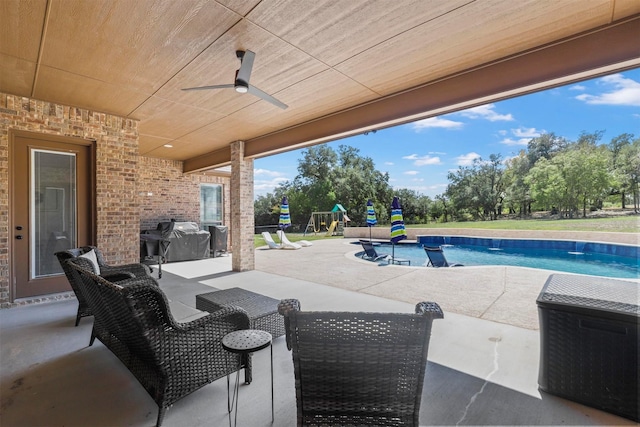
[277,230,312,248]
[424,246,463,267]
[278,299,444,426]
[272,230,301,250]
[261,231,282,249]
[360,240,390,262]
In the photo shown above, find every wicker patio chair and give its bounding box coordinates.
[56,246,152,326]
[278,299,444,427]
[66,257,252,427]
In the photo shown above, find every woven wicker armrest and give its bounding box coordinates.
[277,299,301,316]
[71,245,152,277]
[101,263,152,277]
[99,271,160,288]
[278,299,301,350]
[101,271,136,282]
[415,301,444,318]
[174,306,251,333]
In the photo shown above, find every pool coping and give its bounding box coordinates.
[344,227,639,246]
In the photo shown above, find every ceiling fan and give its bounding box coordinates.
[182,50,288,109]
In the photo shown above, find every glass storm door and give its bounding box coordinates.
[11,132,93,300]
[31,149,77,278]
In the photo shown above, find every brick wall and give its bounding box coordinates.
[137,156,230,233]
[0,93,139,307]
[0,93,231,308]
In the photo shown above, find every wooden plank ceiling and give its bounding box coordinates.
[1,0,639,172]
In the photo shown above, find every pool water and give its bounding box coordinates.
[374,243,639,279]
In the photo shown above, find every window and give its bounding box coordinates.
[200,184,223,228]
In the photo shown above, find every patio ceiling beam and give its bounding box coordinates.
[183,16,640,173]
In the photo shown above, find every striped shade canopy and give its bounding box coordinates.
[279,196,291,229]
[366,199,377,227]
[390,196,407,243]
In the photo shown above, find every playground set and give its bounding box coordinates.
[304,204,350,236]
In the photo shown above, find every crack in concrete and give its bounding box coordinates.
[456,337,501,426]
[357,263,418,292]
[478,267,508,319]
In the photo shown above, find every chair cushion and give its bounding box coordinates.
[79,249,101,275]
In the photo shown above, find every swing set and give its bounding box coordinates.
[304,204,350,236]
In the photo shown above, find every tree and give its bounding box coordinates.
[557,145,611,217]
[526,132,568,165]
[429,195,449,223]
[446,154,504,220]
[526,144,611,217]
[297,145,337,181]
[392,189,432,224]
[255,144,393,229]
[617,138,640,212]
[503,151,533,216]
[525,158,565,214]
[254,193,281,226]
[608,133,634,208]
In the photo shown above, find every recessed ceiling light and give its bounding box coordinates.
[164,144,173,148]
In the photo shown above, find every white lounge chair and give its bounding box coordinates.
[277,230,312,249]
[261,232,282,249]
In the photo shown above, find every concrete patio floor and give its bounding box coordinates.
[1,238,636,426]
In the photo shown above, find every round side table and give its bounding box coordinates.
[222,329,273,427]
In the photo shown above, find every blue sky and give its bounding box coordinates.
[254,68,640,199]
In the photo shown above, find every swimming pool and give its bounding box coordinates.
[359,237,639,279]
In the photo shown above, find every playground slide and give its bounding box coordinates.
[325,220,338,237]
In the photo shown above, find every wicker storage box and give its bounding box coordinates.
[537,274,639,422]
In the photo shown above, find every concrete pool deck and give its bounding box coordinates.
[256,237,638,330]
[2,235,637,426]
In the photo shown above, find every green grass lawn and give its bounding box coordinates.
[405,215,639,233]
[255,216,638,248]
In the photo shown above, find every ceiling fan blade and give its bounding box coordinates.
[247,85,288,109]
[182,84,234,91]
[236,50,255,85]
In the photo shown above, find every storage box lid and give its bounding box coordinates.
[537,274,639,317]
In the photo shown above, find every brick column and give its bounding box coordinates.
[230,141,255,271]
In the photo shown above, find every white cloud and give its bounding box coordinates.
[428,151,447,155]
[253,168,290,197]
[499,127,543,146]
[254,168,285,177]
[500,138,530,146]
[402,154,442,166]
[458,104,514,121]
[253,177,289,196]
[512,127,542,138]
[411,117,463,131]
[575,74,640,106]
[455,152,481,166]
[384,161,394,166]
[498,130,508,136]
[569,84,586,91]
[412,178,424,182]
[404,170,419,175]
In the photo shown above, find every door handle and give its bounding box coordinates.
[15,235,23,240]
